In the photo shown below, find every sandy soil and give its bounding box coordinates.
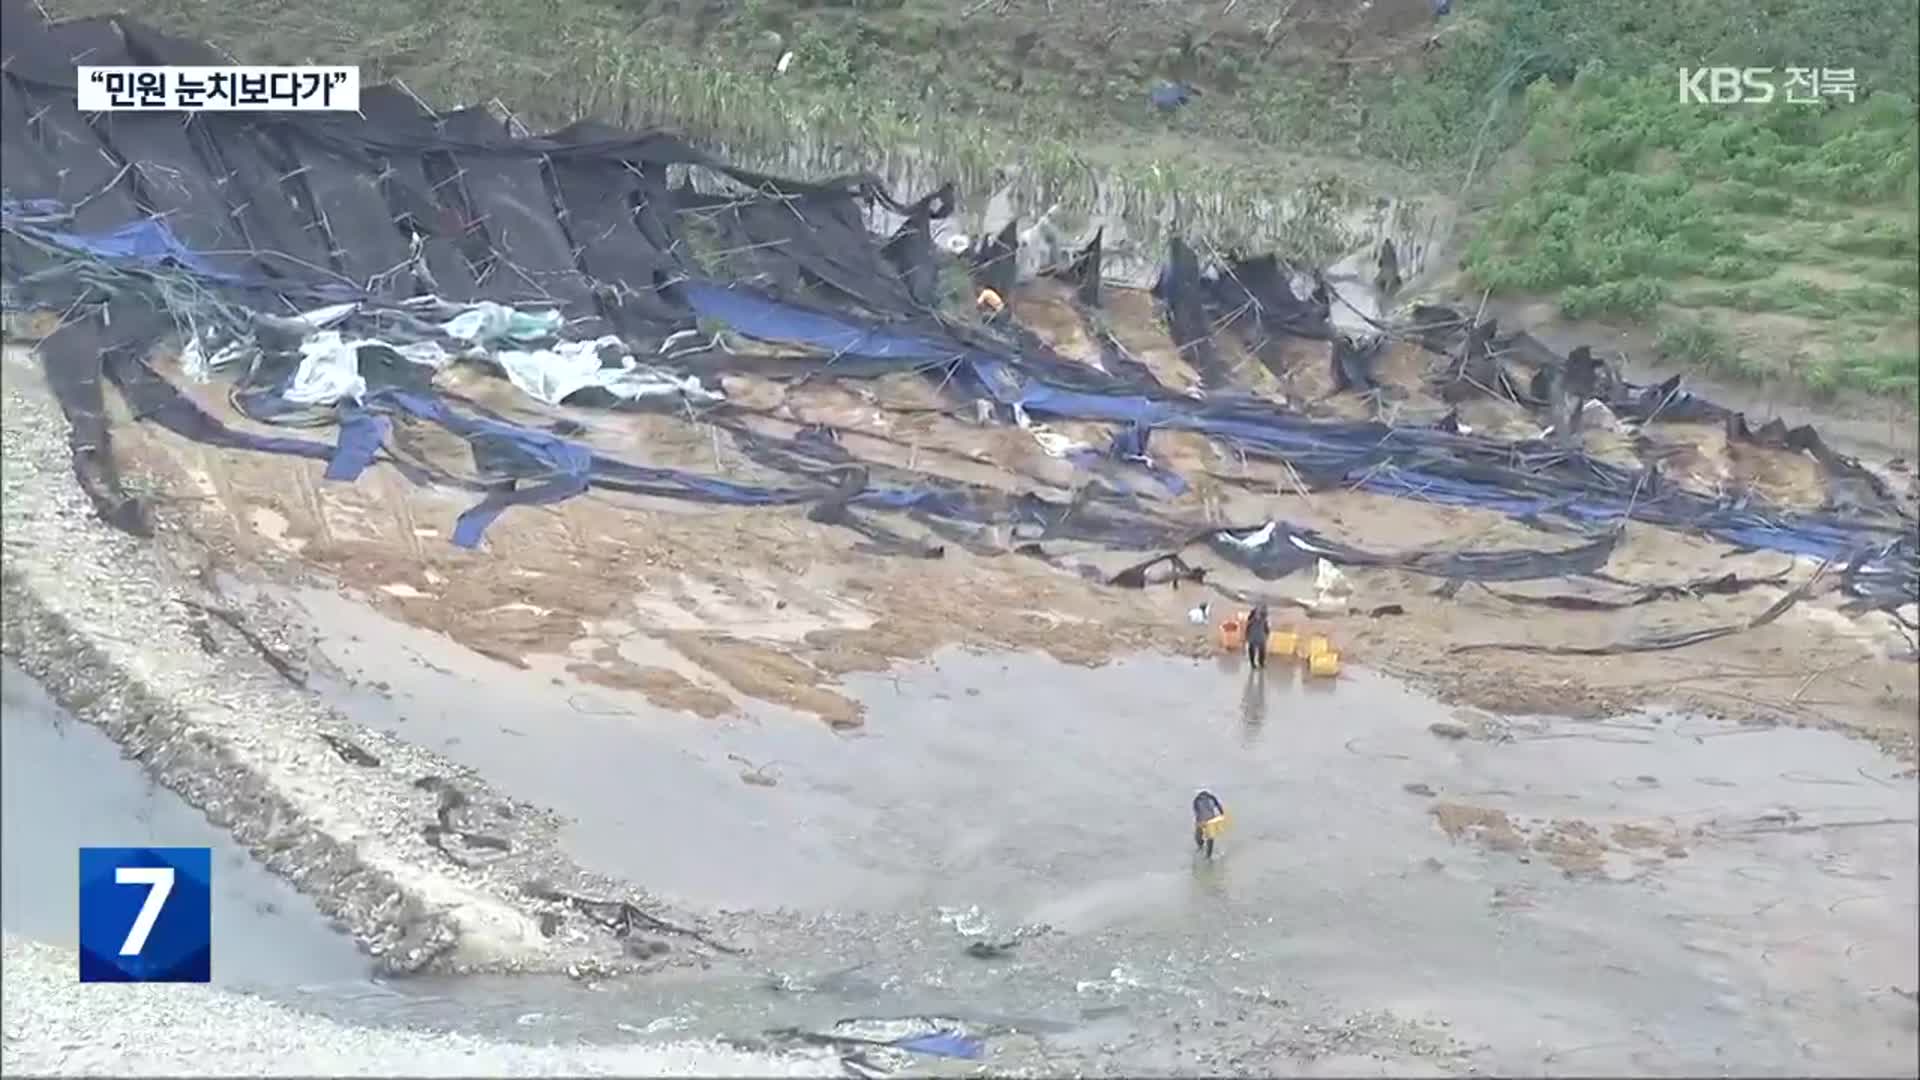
[29,282,1913,769]
[4,298,1917,1073]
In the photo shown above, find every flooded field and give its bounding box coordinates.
[234,585,1920,1075]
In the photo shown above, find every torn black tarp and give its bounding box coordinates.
[1106,551,1208,589]
[437,107,599,315]
[279,123,416,293]
[0,77,143,233]
[355,85,485,301]
[542,120,688,337]
[1724,412,1910,524]
[1052,227,1104,307]
[1207,519,1621,582]
[516,878,738,954]
[1155,237,1228,389]
[803,464,946,560]
[1842,536,1920,613]
[1332,335,1386,394]
[881,183,950,310]
[3,0,1912,609]
[1209,254,1332,343]
[16,179,1911,598]
[1474,568,1792,612]
[970,218,1019,305]
[1454,560,1832,656]
[37,317,152,537]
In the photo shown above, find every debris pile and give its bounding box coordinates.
[1,1,1913,618]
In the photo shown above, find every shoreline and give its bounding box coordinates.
[0,935,839,1077]
[3,347,1916,1075]
[0,378,719,978]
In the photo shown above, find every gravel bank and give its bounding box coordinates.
[0,353,724,976]
[0,935,838,1076]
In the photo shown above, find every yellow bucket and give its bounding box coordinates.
[1267,630,1297,658]
[1308,650,1341,678]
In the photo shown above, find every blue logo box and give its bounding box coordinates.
[78,847,212,983]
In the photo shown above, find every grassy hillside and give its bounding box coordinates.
[37,0,1920,397]
[48,0,1915,174]
[1465,71,1919,396]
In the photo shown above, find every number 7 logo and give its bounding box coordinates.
[79,847,212,982]
[114,866,175,956]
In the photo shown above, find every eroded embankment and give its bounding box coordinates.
[2,657,373,987]
[0,381,735,976]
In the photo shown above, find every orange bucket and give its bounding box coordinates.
[1217,614,1246,652]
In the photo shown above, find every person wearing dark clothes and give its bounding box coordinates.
[1245,604,1271,670]
[1192,789,1228,858]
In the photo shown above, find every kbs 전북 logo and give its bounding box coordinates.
[77,847,212,983]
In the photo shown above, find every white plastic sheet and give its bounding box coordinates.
[441,302,564,347]
[1311,557,1354,615]
[1314,557,1352,599]
[1222,521,1277,549]
[1011,401,1091,459]
[179,335,252,382]
[286,331,366,405]
[181,302,360,382]
[390,340,454,371]
[283,333,455,406]
[496,335,724,407]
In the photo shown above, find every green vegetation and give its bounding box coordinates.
[1465,69,1920,396]
[50,0,1460,255]
[42,0,1920,397]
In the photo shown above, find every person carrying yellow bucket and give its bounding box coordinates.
[1192,789,1229,858]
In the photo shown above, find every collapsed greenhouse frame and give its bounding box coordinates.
[1,0,1913,615]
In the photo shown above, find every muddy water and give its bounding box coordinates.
[0,660,372,991]
[279,584,1920,1075]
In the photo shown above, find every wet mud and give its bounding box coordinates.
[286,587,1920,1075]
[5,290,1918,1072]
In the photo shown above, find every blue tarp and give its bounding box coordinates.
[364,390,594,548]
[681,280,959,363]
[327,408,389,482]
[17,199,1916,594]
[33,217,235,279]
[3,199,364,301]
[894,1031,985,1059]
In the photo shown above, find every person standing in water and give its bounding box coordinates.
[1192,789,1228,858]
[1244,603,1271,671]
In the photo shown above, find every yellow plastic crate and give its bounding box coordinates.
[1308,650,1341,678]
